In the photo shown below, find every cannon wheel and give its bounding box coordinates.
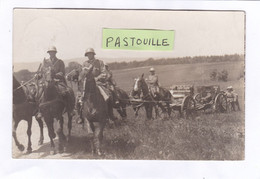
[214,93,227,113]
[181,96,196,119]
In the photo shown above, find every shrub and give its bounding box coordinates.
[210,69,229,82]
[210,69,218,81]
[217,70,228,82]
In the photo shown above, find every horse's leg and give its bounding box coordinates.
[166,102,172,117]
[158,102,167,119]
[116,107,124,118]
[44,117,56,155]
[145,104,152,120]
[133,107,138,117]
[108,102,117,121]
[67,112,72,143]
[26,117,33,154]
[89,121,95,154]
[92,122,103,156]
[122,104,127,120]
[56,116,65,153]
[12,118,24,151]
[35,116,44,145]
[108,101,120,126]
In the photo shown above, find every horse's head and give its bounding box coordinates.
[132,73,148,97]
[66,69,81,82]
[81,65,97,93]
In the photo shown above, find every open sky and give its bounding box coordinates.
[13,9,245,63]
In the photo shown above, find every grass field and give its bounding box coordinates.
[13,61,245,160]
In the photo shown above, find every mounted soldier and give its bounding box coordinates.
[36,46,75,117]
[77,48,119,123]
[146,67,160,98]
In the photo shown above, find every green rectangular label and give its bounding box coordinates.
[102,28,175,51]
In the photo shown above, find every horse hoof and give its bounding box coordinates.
[26,149,32,154]
[38,140,43,146]
[96,150,102,156]
[63,147,68,153]
[18,144,25,151]
[58,146,64,154]
[50,150,56,155]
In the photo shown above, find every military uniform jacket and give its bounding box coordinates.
[42,57,66,83]
[147,74,159,86]
[82,58,107,83]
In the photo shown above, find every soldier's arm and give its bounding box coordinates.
[55,60,65,77]
[95,60,107,81]
[81,61,93,78]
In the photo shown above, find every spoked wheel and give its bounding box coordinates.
[181,96,196,119]
[214,93,227,113]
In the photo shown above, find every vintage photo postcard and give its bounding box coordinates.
[13,9,245,160]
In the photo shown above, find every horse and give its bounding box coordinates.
[114,86,131,120]
[81,66,109,155]
[131,74,172,120]
[13,75,44,154]
[67,68,130,121]
[37,66,75,154]
[130,74,154,120]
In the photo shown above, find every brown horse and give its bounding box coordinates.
[37,67,75,154]
[13,76,44,154]
[114,86,131,120]
[131,74,154,120]
[81,66,109,155]
[67,68,130,121]
[131,74,172,120]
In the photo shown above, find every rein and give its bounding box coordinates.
[13,76,36,92]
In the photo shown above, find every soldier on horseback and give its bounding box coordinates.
[77,48,119,123]
[36,46,75,117]
[147,67,160,98]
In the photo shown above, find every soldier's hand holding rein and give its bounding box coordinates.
[34,73,42,80]
[56,72,63,77]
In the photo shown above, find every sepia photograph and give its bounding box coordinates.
[12,9,245,160]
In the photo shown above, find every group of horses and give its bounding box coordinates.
[13,67,172,156]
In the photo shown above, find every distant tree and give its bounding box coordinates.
[14,69,35,82]
[210,69,218,81]
[65,61,82,74]
[217,70,228,82]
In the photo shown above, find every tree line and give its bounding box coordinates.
[107,54,244,70]
[14,54,243,82]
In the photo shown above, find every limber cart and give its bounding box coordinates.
[169,85,196,119]
[193,85,227,113]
